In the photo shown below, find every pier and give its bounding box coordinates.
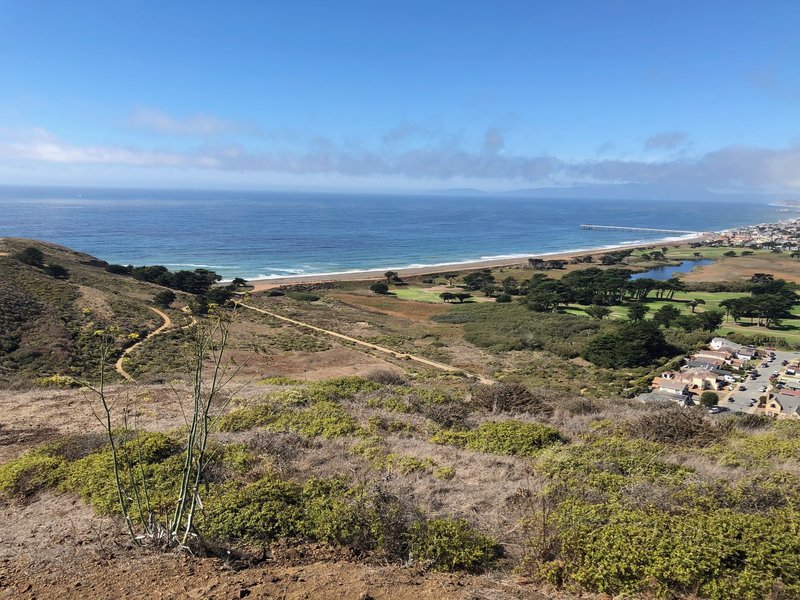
[581,224,702,235]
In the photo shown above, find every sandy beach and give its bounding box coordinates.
[248,234,709,291]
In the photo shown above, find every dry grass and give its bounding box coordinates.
[681,252,800,283]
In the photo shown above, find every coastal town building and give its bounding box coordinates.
[765,390,800,419]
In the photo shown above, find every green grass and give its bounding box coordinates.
[563,289,800,345]
[630,246,774,260]
[393,286,477,303]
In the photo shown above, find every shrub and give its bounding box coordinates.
[527,502,800,599]
[470,382,552,415]
[268,400,361,438]
[0,445,66,498]
[15,246,44,267]
[62,431,184,516]
[153,290,177,308]
[266,289,285,297]
[536,436,691,495]
[202,475,306,544]
[304,376,382,402]
[495,293,513,303]
[216,403,281,432]
[433,466,456,480]
[421,400,470,428]
[453,304,604,356]
[44,263,69,279]
[370,282,390,294]
[629,406,719,446]
[408,518,498,572]
[33,374,81,388]
[106,264,133,275]
[286,291,320,302]
[432,420,562,456]
[203,474,417,556]
[257,376,302,385]
[700,390,719,407]
[365,369,406,385]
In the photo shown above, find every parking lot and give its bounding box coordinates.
[719,349,797,414]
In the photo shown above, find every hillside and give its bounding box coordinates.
[1,239,800,599]
[0,238,187,385]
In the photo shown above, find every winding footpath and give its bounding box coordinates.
[234,301,494,384]
[114,306,197,381]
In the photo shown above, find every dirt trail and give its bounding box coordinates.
[114,306,196,381]
[235,301,494,383]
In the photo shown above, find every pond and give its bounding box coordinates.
[629,259,714,281]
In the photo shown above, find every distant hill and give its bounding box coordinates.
[0,238,181,384]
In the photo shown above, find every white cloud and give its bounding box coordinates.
[644,131,690,151]
[130,107,248,137]
[2,126,800,193]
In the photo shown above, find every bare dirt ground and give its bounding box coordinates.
[236,302,492,383]
[0,384,210,462]
[0,476,560,600]
[0,493,557,600]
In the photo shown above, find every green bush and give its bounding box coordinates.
[15,246,45,267]
[438,303,604,357]
[304,376,383,402]
[433,466,456,480]
[268,400,361,438]
[62,431,184,516]
[202,474,413,555]
[528,501,800,599]
[202,475,306,544]
[408,518,498,572]
[536,436,691,495]
[33,374,81,388]
[216,403,281,432]
[257,376,302,385]
[431,420,562,456]
[0,445,66,498]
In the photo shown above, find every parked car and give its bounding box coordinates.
[728,397,735,403]
[759,385,768,392]
[738,385,746,391]
[772,370,779,376]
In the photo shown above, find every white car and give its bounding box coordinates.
[759,385,767,392]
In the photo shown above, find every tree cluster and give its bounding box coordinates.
[526,268,688,312]
[14,246,69,279]
[107,264,222,294]
[718,274,798,327]
[583,321,672,368]
[440,292,472,303]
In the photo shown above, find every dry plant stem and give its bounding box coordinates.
[171,310,242,547]
[181,318,226,545]
[84,334,140,545]
[170,323,209,541]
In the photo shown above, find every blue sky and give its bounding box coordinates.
[0,1,798,195]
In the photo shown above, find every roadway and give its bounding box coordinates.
[719,349,796,414]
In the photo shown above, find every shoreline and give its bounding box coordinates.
[247,233,709,291]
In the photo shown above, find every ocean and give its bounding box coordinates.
[0,187,783,281]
